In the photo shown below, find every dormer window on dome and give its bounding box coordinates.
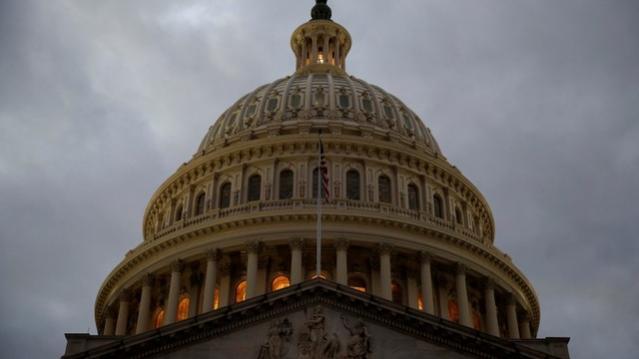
[291,1,351,73]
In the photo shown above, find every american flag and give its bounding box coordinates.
[319,138,330,199]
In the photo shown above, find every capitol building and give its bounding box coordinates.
[63,2,570,358]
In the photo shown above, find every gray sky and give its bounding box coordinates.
[1,1,638,358]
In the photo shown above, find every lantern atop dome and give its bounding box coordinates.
[291,1,352,74]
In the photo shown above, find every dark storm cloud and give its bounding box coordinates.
[1,1,637,358]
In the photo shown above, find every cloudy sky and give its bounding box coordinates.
[1,0,638,357]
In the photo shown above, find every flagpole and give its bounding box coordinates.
[316,132,322,278]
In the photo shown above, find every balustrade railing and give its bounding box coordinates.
[152,199,482,242]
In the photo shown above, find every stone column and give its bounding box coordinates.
[135,274,153,334]
[246,241,261,299]
[379,243,393,301]
[164,261,183,325]
[188,266,202,317]
[419,252,435,315]
[201,249,220,313]
[506,294,520,339]
[335,239,349,285]
[290,239,304,285]
[484,279,500,337]
[520,316,532,339]
[115,291,130,336]
[455,264,472,327]
[102,309,115,336]
[436,276,449,319]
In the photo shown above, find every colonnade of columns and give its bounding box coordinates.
[102,241,532,341]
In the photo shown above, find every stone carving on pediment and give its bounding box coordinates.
[257,306,372,359]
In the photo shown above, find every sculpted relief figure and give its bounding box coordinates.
[259,318,294,359]
[298,306,341,359]
[340,315,371,359]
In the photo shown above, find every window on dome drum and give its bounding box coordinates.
[213,287,220,310]
[348,276,367,293]
[417,294,424,311]
[219,182,231,209]
[177,296,190,321]
[361,97,373,113]
[266,97,279,112]
[279,170,294,199]
[194,192,206,216]
[235,280,247,303]
[247,174,261,202]
[392,281,403,304]
[378,175,391,203]
[174,205,183,222]
[153,308,165,329]
[455,207,463,225]
[290,93,303,109]
[346,169,361,200]
[271,275,291,291]
[472,309,482,330]
[433,194,444,219]
[338,93,350,109]
[448,299,460,323]
[408,183,419,210]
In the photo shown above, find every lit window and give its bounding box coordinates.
[235,280,247,303]
[271,275,291,291]
[153,308,165,329]
[213,287,220,310]
[418,294,424,311]
[348,276,367,293]
[177,296,190,321]
[448,299,460,323]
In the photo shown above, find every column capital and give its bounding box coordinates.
[171,260,184,273]
[419,251,432,264]
[334,238,350,251]
[378,242,394,255]
[245,240,262,254]
[207,248,221,261]
[141,273,155,287]
[289,238,305,250]
[119,289,131,302]
[456,263,466,275]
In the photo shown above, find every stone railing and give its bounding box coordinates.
[152,199,481,243]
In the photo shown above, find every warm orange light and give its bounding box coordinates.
[472,310,482,330]
[317,52,325,64]
[177,296,190,321]
[153,309,165,329]
[348,277,367,293]
[213,287,220,310]
[235,280,247,303]
[271,275,291,291]
[418,295,424,311]
[448,300,460,323]
[351,286,366,293]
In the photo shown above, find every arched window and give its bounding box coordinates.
[346,169,361,200]
[176,295,190,321]
[153,308,165,329]
[247,174,261,202]
[219,182,231,209]
[392,281,403,304]
[448,299,460,323]
[378,175,391,203]
[408,183,419,210]
[455,207,463,225]
[213,287,220,310]
[271,275,290,291]
[433,194,444,219]
[235,280,247,303]
[194,192,206,216]
[348,276,367,293]
[279,170,294,200]
[174,204,183,221]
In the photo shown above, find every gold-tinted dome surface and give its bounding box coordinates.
[195,72,442,158]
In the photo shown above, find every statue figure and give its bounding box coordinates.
[298,306,341,359]
[340,315,371,359]
[258,318,293,359]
